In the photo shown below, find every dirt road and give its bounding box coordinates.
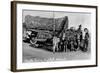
[23,42,91,63]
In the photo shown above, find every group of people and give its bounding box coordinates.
[52,25,89,53]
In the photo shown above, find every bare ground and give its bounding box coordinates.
[23,42,91,63]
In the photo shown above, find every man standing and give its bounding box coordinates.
[77,25,83,49]
[59,32,66,52]
[53,36,60,53]
[83,28,89,52]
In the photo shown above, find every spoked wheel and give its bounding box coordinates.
[30,38,38,47]
[80,47,88,52]
[82,48,88,52]
[80,40,88,52]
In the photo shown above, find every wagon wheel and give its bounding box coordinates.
[30,38,38,47]
[82,48,88,52]
[80,40,88,52]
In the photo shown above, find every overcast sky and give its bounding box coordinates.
[23,10,91,32]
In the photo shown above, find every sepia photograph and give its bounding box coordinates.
[11,1,97,71]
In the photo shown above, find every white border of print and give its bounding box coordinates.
[17,3,96,69]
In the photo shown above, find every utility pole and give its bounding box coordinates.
[53,11,56,36]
